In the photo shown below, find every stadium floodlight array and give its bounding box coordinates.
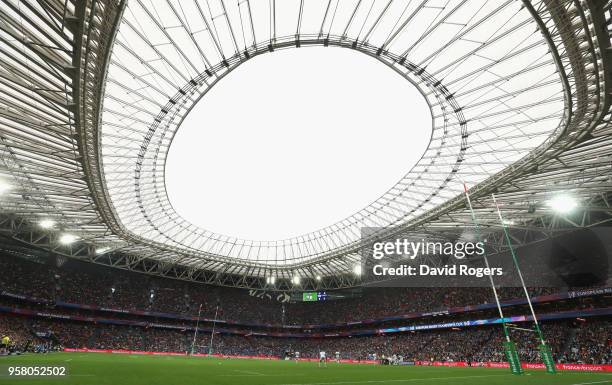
[38,219,56,230]
[547,195,578,215]
[0,179,10,195]
[58,234,79,246]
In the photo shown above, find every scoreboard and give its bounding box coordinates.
[289,288,360,302]
[302,291,328,302]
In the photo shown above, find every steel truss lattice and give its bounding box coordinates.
[0,0,612,290]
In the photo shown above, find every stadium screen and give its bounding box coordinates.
[302,291,328,301]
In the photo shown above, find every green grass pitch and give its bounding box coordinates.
[0,352,610,385]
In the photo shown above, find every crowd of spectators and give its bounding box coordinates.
[562,320,611,364]
[0,316,36,348]
[0,255,587,326]
[1,254,609,364]
[0,290,606,342]
[1,313,609,364]
[0,316,50,352]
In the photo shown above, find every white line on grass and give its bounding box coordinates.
[569,381,612,385]
[280,373,511,385]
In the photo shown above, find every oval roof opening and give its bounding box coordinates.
[165,47,432,241]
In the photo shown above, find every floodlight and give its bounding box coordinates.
[353,265,362,276]
[59,233,78,245]
[547,195,577,214]
[0,180,11,195]
[39,219,55,229]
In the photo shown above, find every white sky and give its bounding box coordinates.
[165,47,431,241]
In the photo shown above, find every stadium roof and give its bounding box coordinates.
[0,0,612,290]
